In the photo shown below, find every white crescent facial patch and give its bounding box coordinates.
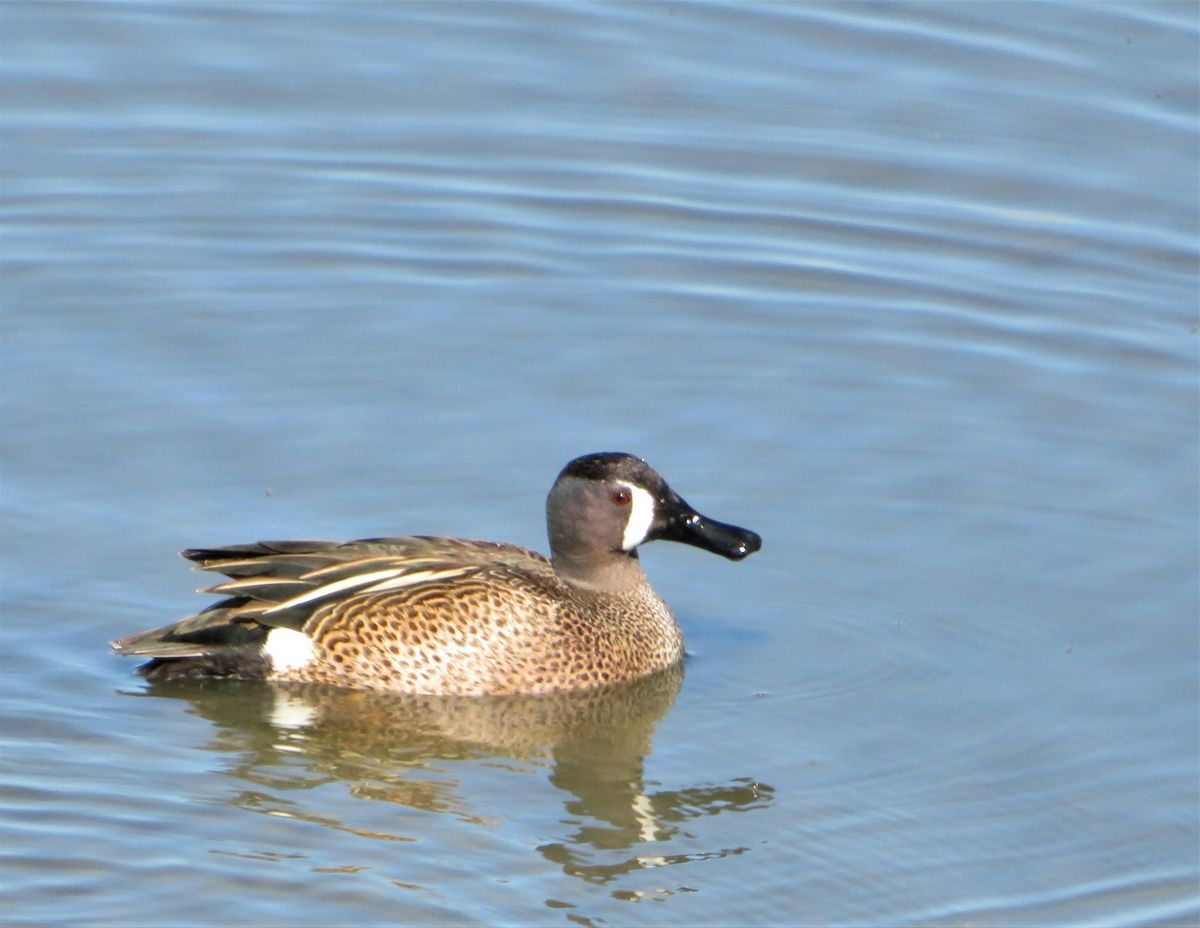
[620,484,657,550]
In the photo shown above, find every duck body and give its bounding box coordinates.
[113,453,761,696]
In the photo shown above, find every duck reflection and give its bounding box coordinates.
[131,665,774,879]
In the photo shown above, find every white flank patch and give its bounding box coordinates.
[621,484,657,550]
[263,627,316,673]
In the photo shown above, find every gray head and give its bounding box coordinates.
[546,452,762,590]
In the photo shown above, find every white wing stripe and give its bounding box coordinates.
[361,567,474,593]
[263,567,408,613]
[263,566,477,614]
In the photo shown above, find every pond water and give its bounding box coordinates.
[2,2,1197,926]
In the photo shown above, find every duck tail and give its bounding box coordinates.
[111,601,272,680]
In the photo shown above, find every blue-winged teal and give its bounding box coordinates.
[113,452,761,695]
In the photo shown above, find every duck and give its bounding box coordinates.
[112,452,761,695]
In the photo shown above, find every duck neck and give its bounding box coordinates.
[552,549,648,593]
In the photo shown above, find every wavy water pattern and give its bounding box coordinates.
[2,2,1196,926]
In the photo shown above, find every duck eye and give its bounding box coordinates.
[611,489,632,506]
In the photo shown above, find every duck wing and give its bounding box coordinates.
[112,536,550,661]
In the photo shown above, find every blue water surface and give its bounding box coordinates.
[2,3,1197,926]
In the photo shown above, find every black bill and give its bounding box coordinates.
[651,492,762,560]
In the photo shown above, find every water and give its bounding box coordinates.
[2,2,1197,925]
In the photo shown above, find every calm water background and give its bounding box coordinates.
[2,2,1197,926]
